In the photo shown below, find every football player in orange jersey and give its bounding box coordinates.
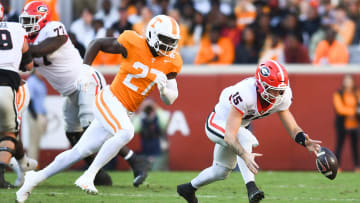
[16,14,182,201]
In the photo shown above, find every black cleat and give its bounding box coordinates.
[177,183,198,203]
[248,188,265,203]
[128,155,150,187]
[0,180,14,189]
[94,168,112,186]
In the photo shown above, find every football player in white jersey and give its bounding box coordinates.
[17,1,149,187]
[0,2,34,188]
[177,60,322,203]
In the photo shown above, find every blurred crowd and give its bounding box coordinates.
[7,0,360,65]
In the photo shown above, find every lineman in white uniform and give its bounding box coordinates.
[0,1,34,188]
[177,60,322,203]
[18,1,149,187]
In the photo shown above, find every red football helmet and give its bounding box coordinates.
[0,3,4,21]
[19,1,51,36]
[255,60,289,104]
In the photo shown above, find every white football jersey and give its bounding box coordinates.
[0,22,27,72]
[214,77,292,127]
[32,21,89,96]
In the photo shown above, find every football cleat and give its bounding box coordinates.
[316,147,338,180]
[19,156,38,172]
[248,188,265,203]
[16,171,44,202]
[177,183,198,203]
[75,174,98,195]
[128,155,150,187]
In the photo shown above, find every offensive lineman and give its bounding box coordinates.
[17,1,149,187]
[177,60,321,203]
[16,14,182,202]
[0,2,34,188]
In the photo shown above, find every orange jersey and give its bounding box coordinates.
[110,31,183,112]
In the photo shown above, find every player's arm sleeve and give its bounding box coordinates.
[83,37,127,65]
[30,22,68,57]
[160,79,178,105]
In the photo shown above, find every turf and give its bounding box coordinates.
[2,171,359,203]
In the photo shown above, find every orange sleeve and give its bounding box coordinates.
[216,38,234,64]
[194,39,214,64]
[117,31,133,48]
[313,41,327,65]
[333,92,356,116]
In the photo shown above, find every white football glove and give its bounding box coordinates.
[155,72,167,94]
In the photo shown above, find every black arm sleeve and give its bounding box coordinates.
[19,49,33,72]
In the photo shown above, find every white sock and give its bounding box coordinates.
[84,129,133,180]
[190,163,231,188]
[9,157,22,177]
[237,156,255,184]
[124,150,134,160]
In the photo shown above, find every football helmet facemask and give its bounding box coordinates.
[19,1,51,36]
[255,60,289,105]
[146,15,180,56]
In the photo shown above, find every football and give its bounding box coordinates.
[316,147,338,180]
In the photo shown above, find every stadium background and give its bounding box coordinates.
[7,0,360,171]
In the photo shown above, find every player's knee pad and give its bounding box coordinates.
[0,136,17,157]
[211,163,232,180]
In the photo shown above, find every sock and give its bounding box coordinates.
[124,150,134,160]
[9,158,22,178]
[190,163,231,189]
[0,163,6,182]
[85,130,133,180]
[246,181,257,193]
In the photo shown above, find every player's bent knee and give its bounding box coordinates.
[115,128,134,143]
[212,164,232,180]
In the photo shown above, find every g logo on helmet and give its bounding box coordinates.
[260,66,270,77]
[37,5,48,13]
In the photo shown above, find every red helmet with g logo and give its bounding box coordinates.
[255,60,289,104]
[19,1,51,36]
[0,3,4,21]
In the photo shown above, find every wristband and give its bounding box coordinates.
[295,132,306,147]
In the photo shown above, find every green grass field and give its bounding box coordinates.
[2,171,359,203]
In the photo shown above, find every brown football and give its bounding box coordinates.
[316,147,338,180]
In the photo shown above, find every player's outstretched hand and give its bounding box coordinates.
[305,135,321,156]
[242,152,263,175]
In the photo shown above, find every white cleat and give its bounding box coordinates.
[75,174,98,195]
[16,171,43,203]
[19,156,38,172]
